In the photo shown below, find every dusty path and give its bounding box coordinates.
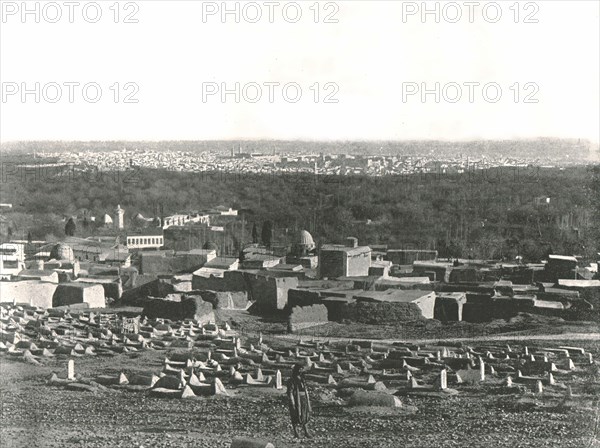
[269,331,600,346]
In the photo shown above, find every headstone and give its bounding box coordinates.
[479,360,485,381]
[181,385,196,399]
[212,377,229,395]
[535,380,543,394]
[505,376,513,387]
[409,377,419,389]
[67,359,75,381]
[566,385,573,398]
[588,353,594,364]
[274,370,283,389]
[178,369,187,386]
[435,369,448,390]
[566,359,575,371]
[547,372,555,385]
[366,375,376,384]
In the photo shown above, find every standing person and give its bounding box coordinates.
[286,364,312,438]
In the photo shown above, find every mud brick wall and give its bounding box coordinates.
[0,281,57,308]
[53,283,105,308]
[434,297,463,322]
[141,253,212,275]
[142,297,214,323]
[287,304,329,332]
[333,301,426,324]
[191,271,247,292]
[248,275,299,311]
[196,290,248,309]
[287,289,321,308]
[120,279,175,306]
[413,265,450,283]
[386,250,438,265]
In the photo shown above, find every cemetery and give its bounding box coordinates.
[1,302,599,447]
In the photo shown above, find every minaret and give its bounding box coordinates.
[115,204,124,230]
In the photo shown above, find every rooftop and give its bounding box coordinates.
[320,244,371,255]
[127,228,164,236]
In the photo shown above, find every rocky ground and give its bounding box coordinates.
[2,332,600,448]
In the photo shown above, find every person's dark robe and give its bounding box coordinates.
[286,374,311,425]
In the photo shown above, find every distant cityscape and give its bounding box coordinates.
[11,140,598,178]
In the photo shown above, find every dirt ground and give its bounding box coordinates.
[2,310,600,447]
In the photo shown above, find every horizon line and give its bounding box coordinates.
[1,137,599,145]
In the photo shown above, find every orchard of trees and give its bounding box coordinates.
[1,163,598,262]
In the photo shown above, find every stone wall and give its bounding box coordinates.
[287,304,329,332]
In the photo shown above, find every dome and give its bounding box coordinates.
[296,230,315,249]
[49,243,74,262]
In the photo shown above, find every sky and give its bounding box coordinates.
[1,0,599,143]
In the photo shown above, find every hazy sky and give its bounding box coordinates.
[1,1,599,142]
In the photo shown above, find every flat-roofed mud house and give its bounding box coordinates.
[319,237,371,279]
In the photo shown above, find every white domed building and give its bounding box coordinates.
[49,243,75,262]
[287,230,318,268]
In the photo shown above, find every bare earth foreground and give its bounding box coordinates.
[1,329,599,448]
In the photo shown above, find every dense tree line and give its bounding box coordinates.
[2,165,598,261]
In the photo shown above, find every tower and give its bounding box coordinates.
[115,204,125,230]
